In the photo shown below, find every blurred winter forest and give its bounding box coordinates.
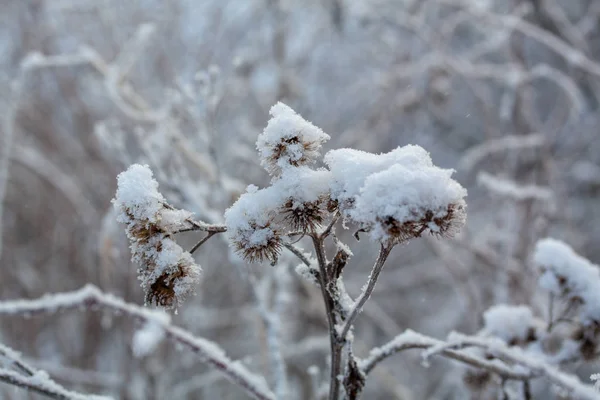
[1,0,600,399]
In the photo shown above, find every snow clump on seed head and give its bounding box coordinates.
[325,145,467,245]
[257,102,330,177]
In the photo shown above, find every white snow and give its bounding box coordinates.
[132,320,166,358]
[482,304,536,343]
[113,164,165,224]
[325,145,433,207]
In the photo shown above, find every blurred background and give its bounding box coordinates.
[1,0,599,398]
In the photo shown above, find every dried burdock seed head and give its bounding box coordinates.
[146,262,199,308]
[113,164,201,309]
[325,146,467,244]
[281,198,325,233]
[232,222,283,264]
[225,166,330,264]
[257,102,330,177]
[374,201,467,245]
[224,184,285,264]
[134,236,201,310]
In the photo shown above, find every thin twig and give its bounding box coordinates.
[282,242,312,267]
[339,244,394,341]
[184,219,227,233]
[189,231,218,254]
[320,210,341,239]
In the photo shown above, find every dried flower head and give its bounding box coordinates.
[349,163,467,244]
[232,222,283,264]
[281,198,326,233]
[113,164,201,309]
[225,185,284,264]
[257,102,330,177]
[376,202,467,245]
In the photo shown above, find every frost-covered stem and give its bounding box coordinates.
[0,286,275,400]
[0,343,110,400]
[360,331,530,379]
[181,219,227,233]
[339,244,393,341]
[311,235,342,400]
[320,210,341,239]
[189,231,218,254]
[249,273,288,399]
[272,268,290,398]
[0,369,105,400]
[282,242,312,268]
[0,343,36,377]
[412,333,599,399]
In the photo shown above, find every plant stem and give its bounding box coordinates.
[311,235,342,400]
[339,244,393,341]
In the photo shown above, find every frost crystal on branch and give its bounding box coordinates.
[113,164,201,308]
[257,102,330,177]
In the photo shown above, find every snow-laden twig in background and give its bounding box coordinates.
[0,342,111,400]
[361,330,600,399]
[459,133,545,172]
[443,333,600,400]
[0,285,275,400]
[248,271,288,399]
[477,171,554,203]
[0,369,111,400]
[360,329,529,379]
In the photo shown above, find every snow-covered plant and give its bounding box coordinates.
[454,238,600,399]
[3,102,600,400]
[534,239,600,360]
[109,101,468,399]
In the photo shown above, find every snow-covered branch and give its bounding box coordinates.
[0,342,110,400]
[361,330,600,400]
[0,286,275,400]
